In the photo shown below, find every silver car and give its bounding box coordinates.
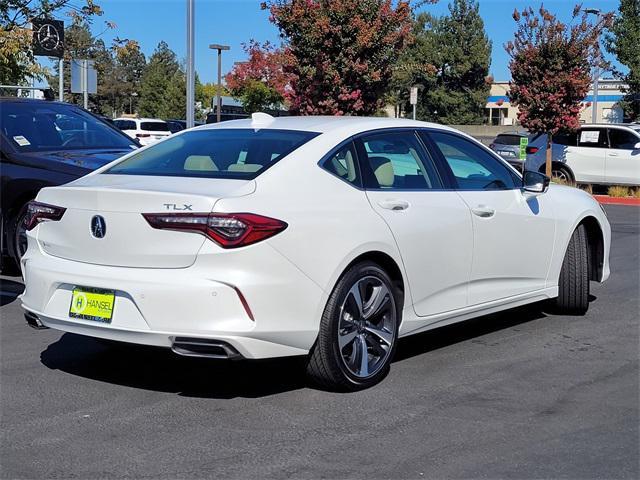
[489,132,529,170]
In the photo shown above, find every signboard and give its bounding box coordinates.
[519,136,528,160]
[410,87,418,105]
[71,59,97,94]
[32,19,64,58]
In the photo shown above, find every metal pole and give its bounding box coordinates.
[592,71,599,123]
[186,0,195,128]
[58,58,64,101]
[83,59,88,109]
[217,49,222,123]
[412,103,416,120]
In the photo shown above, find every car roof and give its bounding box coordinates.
[196,115,459,136]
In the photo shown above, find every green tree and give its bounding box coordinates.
[138,41,180,118]
[159,69,186,119]
[1,0,103,87]
[395,0,491,124]
[606,0,640,121]
[113,39,146,114]
[267,0,413,115]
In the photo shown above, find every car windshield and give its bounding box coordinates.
[141,121,169,132]
[1,102,136,152]
[106,128,320,179]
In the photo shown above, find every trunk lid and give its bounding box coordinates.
[35,174,255,268]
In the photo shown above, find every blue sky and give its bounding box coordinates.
[44,0,621,85]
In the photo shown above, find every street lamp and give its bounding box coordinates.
[584,8,605,124]
[186,0,195,128]
[209,43,230,123]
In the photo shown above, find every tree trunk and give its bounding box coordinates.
[545,132,553,178]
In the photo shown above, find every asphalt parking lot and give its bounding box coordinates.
[1,204,638,479]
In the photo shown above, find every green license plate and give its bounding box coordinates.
[69,287,115,323]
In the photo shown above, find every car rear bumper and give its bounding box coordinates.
[20,239,326,359]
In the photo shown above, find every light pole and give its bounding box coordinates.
[130,91,138,115]
[584,8,605,124]
[209,43,230,123]
[186,0,195,128]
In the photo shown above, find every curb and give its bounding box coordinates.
[592,195,640,206]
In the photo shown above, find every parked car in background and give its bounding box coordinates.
[20,114,610,390]
[489,131,529,169]
[165,119,205,134]
[525,124,640,185]
[113,118,171,146]
[0,97,138,268]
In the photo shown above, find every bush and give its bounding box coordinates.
[608,186,631,197]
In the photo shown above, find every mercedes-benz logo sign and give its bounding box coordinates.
[91,215,106,238]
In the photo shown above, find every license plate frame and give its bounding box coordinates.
[69,286,116,323]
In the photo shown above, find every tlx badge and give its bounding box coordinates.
[163,203,193,211]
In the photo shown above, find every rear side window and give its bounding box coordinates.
[141,122,169,132]
[106,128,319,179]
[578,128,608,148]
[321,142,361,187]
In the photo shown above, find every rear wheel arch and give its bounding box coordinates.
[340,251,405,309]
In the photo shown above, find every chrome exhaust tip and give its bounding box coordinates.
[24,311,48,330]
[171,337,242,359]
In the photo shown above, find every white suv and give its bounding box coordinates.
[525,124,640,185]
[113,118,171,146]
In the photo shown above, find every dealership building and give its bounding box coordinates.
[485,79,628,126]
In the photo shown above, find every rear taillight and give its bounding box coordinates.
[136,133,151,138]
[142,212,288,248]
[24,201,66,231]
[526,146,539,154]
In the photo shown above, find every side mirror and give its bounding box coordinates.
[522,170,550,194]
[634,142,640,150]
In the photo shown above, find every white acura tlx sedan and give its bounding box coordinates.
[20,113,611,390]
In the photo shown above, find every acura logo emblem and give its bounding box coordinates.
[91,215,106,238]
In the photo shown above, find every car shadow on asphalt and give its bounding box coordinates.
[0,278,24,307]
[39,302,557,399]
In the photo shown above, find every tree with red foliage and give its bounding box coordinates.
[266,0,413,115]
[225,40,290,113]
[506,5,612,177]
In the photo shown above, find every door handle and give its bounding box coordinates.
[471,205,495,218]
[609,152,619,157]
[378,199,410,211]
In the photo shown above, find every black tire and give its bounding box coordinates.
[6,202,31,270]
[551,164,575,185]
[553,224,590,315]
[306,261,400,391]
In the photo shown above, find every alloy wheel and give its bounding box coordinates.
[337,275,397,379]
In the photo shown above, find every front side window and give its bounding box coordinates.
[608,129,640,150]
[106,128,319,179]
[428,131,518,191]
[1,102,134,152]
[115,120,136,130]
[321,142,361,187]
[358,131,442,190]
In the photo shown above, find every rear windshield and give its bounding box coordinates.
[106,128,320,179]
[493,134,524,145]
[140,122,169,132]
